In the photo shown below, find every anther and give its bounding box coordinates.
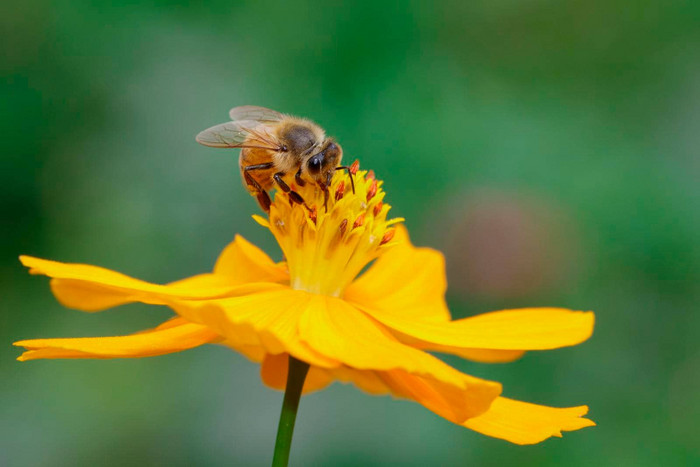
[366,180,377,201]
[366,170,375,180]
[380,229,395,245]
[349,160,359,175]
[353,213,365,229]
[339,219,348,236]
[309,206,318,224]
[373,201,383,216]
[335,181,345,201]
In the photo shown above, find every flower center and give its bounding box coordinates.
[254,162,402,297]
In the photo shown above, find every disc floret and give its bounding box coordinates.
[254,162,402,297]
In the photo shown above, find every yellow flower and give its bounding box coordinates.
[14,165,595,445]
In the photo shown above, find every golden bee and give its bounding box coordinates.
[196,105,353,212]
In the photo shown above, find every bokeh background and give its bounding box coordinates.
[2,1,699,465]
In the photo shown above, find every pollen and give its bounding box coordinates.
[380,229,395,245]
[262,161,402,297]
[373,201,383,217]
[335,181,345,201]
[366,180,378,201]
[353,213,365,229]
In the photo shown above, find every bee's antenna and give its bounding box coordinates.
[336,166,356,194]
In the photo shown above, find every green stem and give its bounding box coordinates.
[272,355,310,467]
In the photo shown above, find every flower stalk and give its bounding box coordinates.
[272,355,310,467]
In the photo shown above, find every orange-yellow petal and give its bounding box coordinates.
[325,364,503,424]
[165,287,339,369]
[13,317,219,361]
[214,234,288,282]
[360,307,595,355]
[344,225,451,322]
[219,333,267,363]
[329,366,391,395]
[463,397,595,444]
[380,369,484,423]
[260,353,334,394]
[298,295,501,421]
[442,348,526,363]
[19,255,275,312]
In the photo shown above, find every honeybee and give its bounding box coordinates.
[196,105,353,212]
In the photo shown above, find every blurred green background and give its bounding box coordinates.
[2,1,699,465]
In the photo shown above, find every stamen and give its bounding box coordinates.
[264,165,402,297]
[366,180,377,201]
[380,229,395,245]
[373,201,383,216]
[353,213,365,229]
[335,181,345,201]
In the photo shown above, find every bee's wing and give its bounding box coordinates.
[196,120,278,149]
[229,105,283,123]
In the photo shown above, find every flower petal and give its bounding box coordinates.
[378,369,494,423]
[463,397,595,444]
[329,365,391,395]
[13,317,219,361]
[325,364,504,424]
[20,255,275,312]
[219,332,267,362]
[360,307,595,355]
[299,296,501,421]
[165,287,340,369]
[442,348,526,363]
[344,225,451,322]
[214,234,288,282]
[260,353,334,394]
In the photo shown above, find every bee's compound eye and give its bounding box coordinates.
[308,155,322,174]
[328,142,337,151]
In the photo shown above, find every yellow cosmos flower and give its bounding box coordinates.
[14,165,595,445]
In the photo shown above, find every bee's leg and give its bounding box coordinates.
[243,163,274,212]
[273,172,309,209]
[294,168,306,187]
[243,171,271,212]
[323,186,330,212]
[336,166,356,194]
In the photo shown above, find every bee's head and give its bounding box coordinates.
[306,139,343,187]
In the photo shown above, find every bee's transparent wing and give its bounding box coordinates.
[229,105,283,123]
[196,120,254,148]
[196,120,279,149]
